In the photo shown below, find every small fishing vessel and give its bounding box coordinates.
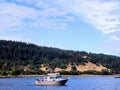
[35,73,68,86]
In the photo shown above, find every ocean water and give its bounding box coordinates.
[0,76,120,90]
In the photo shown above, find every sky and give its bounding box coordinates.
[0,0,120,56]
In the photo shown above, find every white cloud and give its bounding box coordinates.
[111,35,120,41]
[54,0,120,54]
[56,0,120,34]
[11,0,120,35]
[0,1,73,31]
[0,0,75,43]
[0,2,38,30]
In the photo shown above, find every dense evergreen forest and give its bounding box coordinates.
[0,40,120,75]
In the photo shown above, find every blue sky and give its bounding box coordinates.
[0,0,120,56]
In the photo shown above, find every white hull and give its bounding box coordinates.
[35,79,68,86]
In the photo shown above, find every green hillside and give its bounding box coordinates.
[0,40,120,75]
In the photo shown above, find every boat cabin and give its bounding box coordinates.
[43,73,62,81]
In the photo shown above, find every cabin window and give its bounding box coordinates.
[50,77,54,79]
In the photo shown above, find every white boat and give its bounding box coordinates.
[35,73,68,86]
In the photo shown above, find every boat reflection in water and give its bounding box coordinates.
[35,73,68,86]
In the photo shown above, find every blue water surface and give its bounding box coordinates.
[0,76,120,90]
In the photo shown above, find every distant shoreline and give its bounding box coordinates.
[0,74,120,78]
[0,75,42,78]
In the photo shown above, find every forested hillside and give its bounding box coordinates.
[0,40,120,75]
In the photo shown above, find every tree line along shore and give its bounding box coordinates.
[0,40,120,76]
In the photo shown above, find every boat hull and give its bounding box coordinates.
[35,79,68,86]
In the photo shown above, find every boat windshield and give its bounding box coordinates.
[48,75,62,79]
[56,76,62,79]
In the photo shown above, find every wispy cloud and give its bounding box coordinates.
[0,0,74,31]
[0,0,74,42]
[54,0,120,54]
[56,0,120,34]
